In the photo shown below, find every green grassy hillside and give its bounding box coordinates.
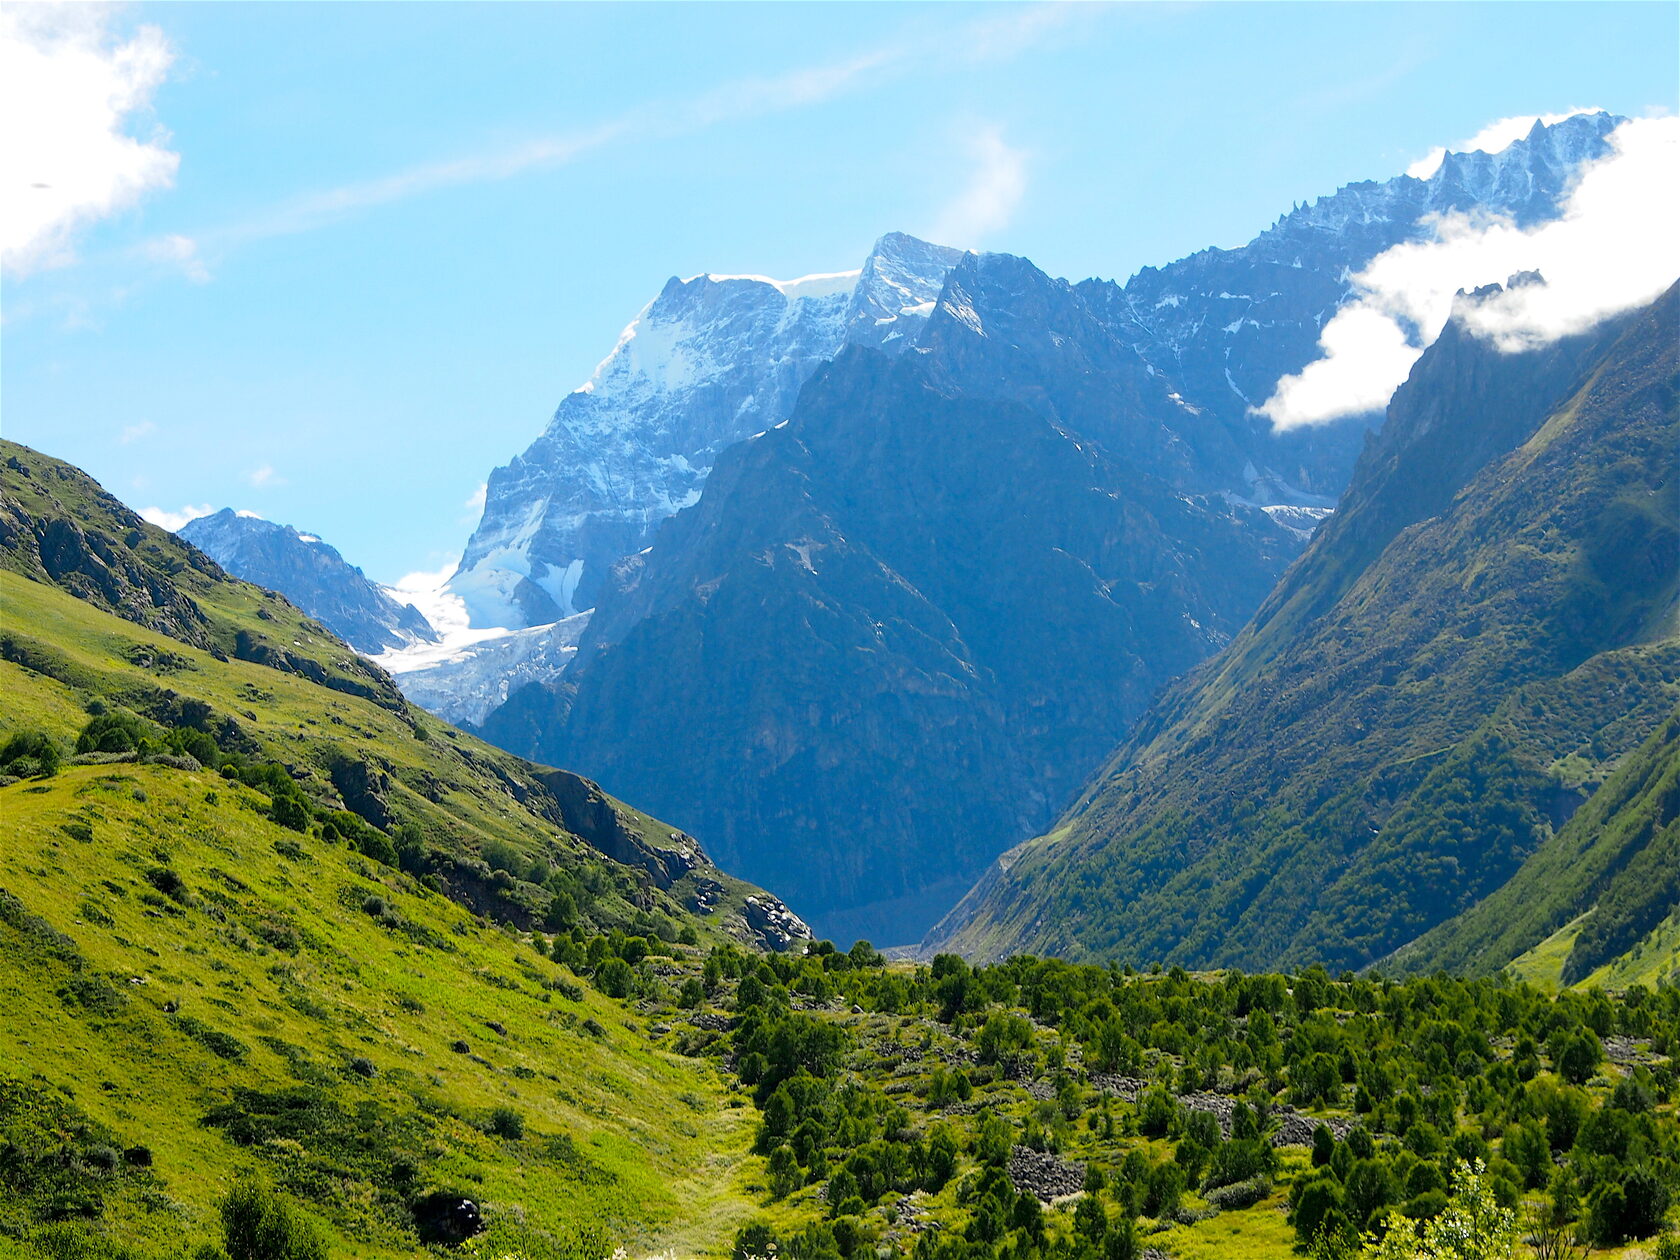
[0,439,813,1256]
[0,439,799,952]
[2,762,763,1258]
[1397,710,1680,982]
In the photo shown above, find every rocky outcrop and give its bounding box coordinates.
[2,455,215,649]
[741,895,813,952]
[1007,1146,1086,1201]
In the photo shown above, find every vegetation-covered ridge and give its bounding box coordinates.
[926,283,1679,976]
[0,440,810,1257]
[0,437,805,954]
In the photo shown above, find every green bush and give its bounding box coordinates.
[484,1106,524,1140]
[593,957,635,999]
[1,729,60,778]
[220,1179,326,1260]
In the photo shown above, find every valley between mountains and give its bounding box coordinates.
[2,108,1678,1260]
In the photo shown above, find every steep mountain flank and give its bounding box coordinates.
[1399,708,1680,985]
[180,508,436,654]
[480,257,1304,943]
[925,284,1679,971]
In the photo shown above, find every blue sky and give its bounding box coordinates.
[3,1,1675,585]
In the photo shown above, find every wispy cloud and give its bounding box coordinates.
[138,502,212,532]
[460,481,488,525]
[137,232,208,282]
[1260,115,1679,430]
[1406,107,1603,180]
[247,464,279,487]
[119,420,155,444]
[1,6,178,275]
[153,4,1084,258]
[930,126,1029,249]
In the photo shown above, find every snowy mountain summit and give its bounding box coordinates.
[449,232,964,628]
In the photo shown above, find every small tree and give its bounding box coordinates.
[767,1144,800,1200]
[1361,1161,1517,1260]
[0,730,60,778]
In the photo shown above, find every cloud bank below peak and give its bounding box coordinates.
[1261,114,1680,431]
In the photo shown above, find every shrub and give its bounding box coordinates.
[76,711,152,755]
[485,1106,524,1140]
[173,1014,248,1061]
[593,957,635,999]
[1587,1167,1670,1245]
[220,1179,327,1260]
[1205,1174,1271,1211]
[0,729,60,778]
[768,1143,800,1199]
[144,866,190,903]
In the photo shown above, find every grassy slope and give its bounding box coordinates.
[0,441,802,1256]
[1395,708,1680,981]
[2,764,764,1258]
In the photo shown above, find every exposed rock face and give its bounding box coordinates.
[483,328,1302,945]
[181,509,436,655]
[1,453,216,649]
[451,233,964,626]
[1007,1146,1086,1201]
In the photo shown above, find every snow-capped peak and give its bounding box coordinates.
[450,232,964,630]
[692,269,863,300]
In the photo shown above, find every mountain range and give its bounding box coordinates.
[140,111,1674,965]
[458,111,1633,945]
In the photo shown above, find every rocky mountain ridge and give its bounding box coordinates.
[180,508,437,655]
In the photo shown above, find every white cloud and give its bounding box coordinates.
[1260,116,1680,431]
[119,420,155,444]
[138,503,212,532]
[464,482,487,513]
[930,126,1029,249]
[1406,108,1603,180]
[1,6,178,274]
[247,464,278,487]
[235,508,262,518]
[138,232,208,282]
